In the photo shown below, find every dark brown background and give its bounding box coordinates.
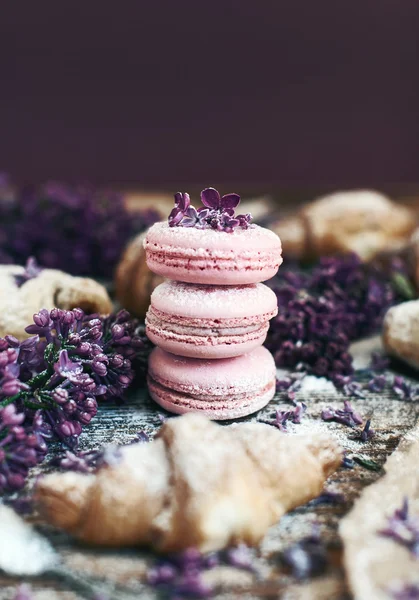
[1,1,418,187]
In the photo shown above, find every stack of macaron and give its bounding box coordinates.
[144,188,282,420]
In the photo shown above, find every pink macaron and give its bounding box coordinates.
[144,221,282,285]
[147,345,276,420]
[146,280,278,359]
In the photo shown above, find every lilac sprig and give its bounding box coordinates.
[259,402,307,432]
[321,400,363,428]
[266,255,397,381]
[0,308,149,492]
[379,498,419,556]
[147,545,255,599]
[168,188,252,233]
[0,179,160,276]
[0,404,50,493]
[388,582,419,599]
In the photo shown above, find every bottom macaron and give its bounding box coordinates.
[147,345,276,420]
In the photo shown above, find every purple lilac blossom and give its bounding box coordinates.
[0,308,149,492]
[379,498,419,556]
[0,179,160,276]
[266,255,397,381]
[321,400,363,428]
[168,188,252,232]
[259,402,307,432]
[13,257,42,288]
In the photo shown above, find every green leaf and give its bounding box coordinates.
[391,272,416,300]
[353,454,382,472]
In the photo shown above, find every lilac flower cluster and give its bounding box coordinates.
[266,255,397,381]
[0,308,149,493]
[380,498,419,556]
[168,188,252,232]
[259,402,306,432]
[147,545,254,599]
[389,582,419,600]
[0,179,160,276]
[0,404,50,493]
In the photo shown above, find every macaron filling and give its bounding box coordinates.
[146,306,276,346]
[147,373,275,413]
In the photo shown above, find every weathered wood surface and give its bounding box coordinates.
[1,337,419,600]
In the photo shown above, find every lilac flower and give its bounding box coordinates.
[259,402,307,432]
[370,352,390,372]
[342,454,355,469]
[392,376,414,401]
[282,527,328,580]
[266,254,397,380]
[147,548,213,599]
[379,498,419,556]
[0,405,48,493]
[359,419,375,442]
[168,192,191,226]
[276,376,303,402]
[223,544,255,571]
[388,582,419,599]
[0,308,149,489]
[14,257,42,288]
[147,545,255,599]
[367,374,386,393]
[0,179,160,276]
[310,490,345,506]
[200,187,240,211]
[167,188,252,233]
[321,400,363,428]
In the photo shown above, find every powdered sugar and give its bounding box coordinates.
[150,280,278,319]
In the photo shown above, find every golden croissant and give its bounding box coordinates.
[0,264,113,339]
[36,414,342,553]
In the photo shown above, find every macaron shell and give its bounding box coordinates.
[144,222,282,284]
[148,346,276,396]
[147,346,276,419]
[146,281,277,359]
[148,375,275,420]
[150,280,278,319]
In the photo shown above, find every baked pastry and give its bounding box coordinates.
[382,300,419,370]
[340,424,419,599]
[115,232,165,319]
[272,190,415,262]
[36,413,342,552]
[0,264,113,339]
[147,345,276,419]
[146,280,278,359]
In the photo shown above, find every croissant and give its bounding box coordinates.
[0,264,113,339]
[36,414,342,553]
[115,232,165,319]
[272,190,415,262]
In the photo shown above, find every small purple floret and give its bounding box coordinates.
[168,188,252,233]
[259,402,307,432]
[14,257,42,288]
[379,498,419,557]
[321,400,363,428]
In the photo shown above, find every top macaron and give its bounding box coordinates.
[144,188,282,285]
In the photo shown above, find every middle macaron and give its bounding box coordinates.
[146,280,278,359]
